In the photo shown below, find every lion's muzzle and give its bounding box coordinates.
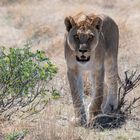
[76,55,90,63]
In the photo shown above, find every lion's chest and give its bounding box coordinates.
[77,58,96,71]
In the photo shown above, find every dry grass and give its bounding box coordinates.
[0,0,140,139]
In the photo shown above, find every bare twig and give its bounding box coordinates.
[117,70,140,114]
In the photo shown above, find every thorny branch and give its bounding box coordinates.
[92,71,140,129]
[117,70,140,114]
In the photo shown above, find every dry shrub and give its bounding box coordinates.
[0,0,30,6]
[117,71,140,113]
[92,71,140,129]
[24,24,54,43]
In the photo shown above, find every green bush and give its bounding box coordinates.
[0,46,57,118]
[5,129,28,140]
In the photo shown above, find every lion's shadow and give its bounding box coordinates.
[90,113,126,130]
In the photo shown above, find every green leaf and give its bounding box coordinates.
[0,45,57,115]
[51,89,60,100]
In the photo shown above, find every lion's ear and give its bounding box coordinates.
[91,17,103,32]
[64,16,76,32]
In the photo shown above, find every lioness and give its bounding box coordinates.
[64,13,119,126]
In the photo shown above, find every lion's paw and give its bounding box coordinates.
[102,98,118,114]
[101,93,118,114]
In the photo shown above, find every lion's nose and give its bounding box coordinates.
[79,44,88,53]
[79,49,87,53]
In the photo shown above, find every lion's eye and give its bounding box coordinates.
[74,35,79,40]
[89,34,94,40]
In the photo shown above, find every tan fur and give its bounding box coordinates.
[64,13,119,126]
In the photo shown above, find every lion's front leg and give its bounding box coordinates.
[103,60,118,114]
[103,73,118,114]
[67,68,86,126]
[88,66,104,126]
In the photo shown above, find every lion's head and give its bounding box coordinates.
[64,13,103,63]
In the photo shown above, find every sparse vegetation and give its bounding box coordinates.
[0,45,57,119]
[51,89,61,100]
[117,71,140,114]
[5,129,28,140]
[92,71,140,129]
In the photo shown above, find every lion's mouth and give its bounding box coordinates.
[76,55,90,63]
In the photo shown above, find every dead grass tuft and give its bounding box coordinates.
[24,24,54,43]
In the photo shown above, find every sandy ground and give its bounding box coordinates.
[0,0,140,139]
